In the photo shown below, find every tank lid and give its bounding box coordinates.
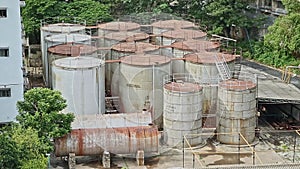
[171,40,220,52]
[45,34,91,43]
[41,23,85,33]
[164,82,202,92]
[53,57,103,69]
[98,21,140,31]
[151,19,195,30]
[185,52,236,64]
[121,54,170,66]
[161,29,206,40]
[48,44,98,56]
[111,42,159,53]
[219,79,256,91]
[104,32,149,42]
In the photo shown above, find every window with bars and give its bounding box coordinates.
[0,48,9,57]
[0,9,7,18]
[0,88,11,97]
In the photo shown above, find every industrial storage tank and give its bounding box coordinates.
[43,33,91,87]
[170,40,221,74]
[115,54,171,129]
[217,73,257,144]
[47,44,98,88]
[185,52,236,128]
[52,57,105,115]
[54,126,159,156]
[98,21,141,36]
[157,29,207,46]
[99,31,150,48]
[151,19,196,35]
[163,74,203,147]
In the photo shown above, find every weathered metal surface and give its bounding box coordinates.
[151,20,196,35]
[98,21,141,36]
[54,126,159,156]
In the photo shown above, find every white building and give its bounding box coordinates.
[0,0,24,123]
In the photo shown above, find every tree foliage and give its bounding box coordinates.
[16,88,74,152]
[0,125,48,169]
[22,0,112,43]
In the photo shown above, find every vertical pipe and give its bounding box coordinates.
[253,145,255,165]
[192,153,195,168]
[293,131,297,163]
[182,137,185,168]
[238,133,240,165]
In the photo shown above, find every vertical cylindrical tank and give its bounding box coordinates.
[52,57,105,115]
[151,20,196,35]
[217,73,257,144]
[106,42,161,91]
[185,52,236,128]
[157,29,207,46]
[163,74,203,147]
[170,40,221,74]
[98,21,141,36]
[47,44,98,88]
[43,34,91,87]
[116,54,171,129]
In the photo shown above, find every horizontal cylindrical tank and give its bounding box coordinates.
[52,57,105,115]
[163,74,203,147]
[217,75,257,144]
[54,126,159,156]
[114,54,171,129]
[98,21,141,36]
[47,44,98,88]
[185,52,236,127]
[169,40,221,74]
[151,19,196,35]
[43,34,92,87]
[157,29,207,46]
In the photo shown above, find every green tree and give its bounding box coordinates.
[282,0,300,13]
[0,125,48,169]
[16,88,74,152]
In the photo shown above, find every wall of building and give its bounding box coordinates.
[0,0,23,123]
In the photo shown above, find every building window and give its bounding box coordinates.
[0,88,11,97]
[0,48,9,57]
[0,9,7,18]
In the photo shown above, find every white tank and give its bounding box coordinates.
[47,44,98,88]
[163,74,203,147]
[115,54,171,129]
[40,23,86,85]
[98,21,141,36]
[169,40,221,74]
[157,29,207,46]
[151,20,196,35]
[52,57,105,115]
[185,52,236,128]
[217,73,257,144]
[43,34,92,87]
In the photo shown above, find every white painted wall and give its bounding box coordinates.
[0,0,23,123]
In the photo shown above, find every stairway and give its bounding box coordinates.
[215,55,231,80]
[233,55,242,79]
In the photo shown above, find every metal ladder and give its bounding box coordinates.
[233,55,242,79]
[215,55,231,80]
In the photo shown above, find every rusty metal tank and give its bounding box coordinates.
[98,21,141,36]
[163,74,203,147]
[184,52,236,128]
[54,126,159,156]
[151,19,196,35]
[217,73,257,144]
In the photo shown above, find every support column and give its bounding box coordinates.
[136,150,144,166]
[68,153,76,169]
[102,151,111,168]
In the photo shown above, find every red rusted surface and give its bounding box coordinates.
[103,32,149,42]
[98,21,140,31]
[54,126,159,156]
[121,54,171,66]
[111,42,159,53]
[151,20,195,30]
[185,52,236,64]
[171,40,220,52]
[48,44,98,57]
[164,82,202,92]
[219,79,256,91]
[105,59,121,63]
[161,29,206,40]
